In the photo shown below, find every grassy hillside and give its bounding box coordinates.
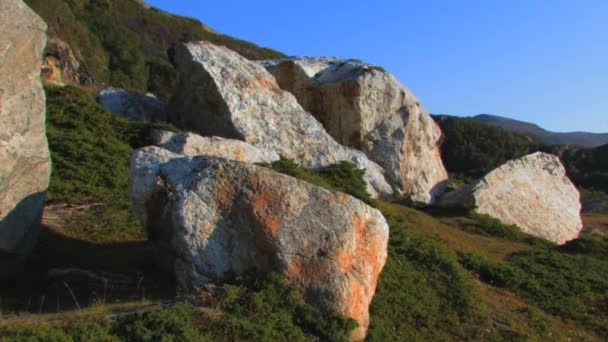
[474,114,608,147]
[561,144,608,194]
[435,115,608,198]
[433,115,548,182]
[4,158,605,340]
[25,0,285,99]
[45,85,176,242]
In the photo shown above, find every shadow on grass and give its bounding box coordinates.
[0,225,175,314]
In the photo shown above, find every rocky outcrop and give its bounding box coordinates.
[0,0,51,262]
[130,146,389,340]
[261,57,448,205]
[168,42,392,198]
[439,152,583,244]
[152,130,280,163]
[41,37,80,86]
[98,88,167,121]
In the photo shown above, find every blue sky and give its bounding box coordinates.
[146,0,607,133]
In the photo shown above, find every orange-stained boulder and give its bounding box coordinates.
[261,57,449,205]
[168,41,393,199]
[129,146,389,340]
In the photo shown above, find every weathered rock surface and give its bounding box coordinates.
[130,146,389,339]
[151,130,280,164]
[260,57,448,204]
[439,152,583,244]
[41,37,81,86]
[168,42,392,198]
[99,87,167,121]
[0,0,51,259]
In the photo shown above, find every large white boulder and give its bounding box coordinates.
[439,152,583,244]
[261,57,448,205]
[129,146,389,340]
[168,42,392,198]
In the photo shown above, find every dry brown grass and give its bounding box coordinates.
[583,212,608,236]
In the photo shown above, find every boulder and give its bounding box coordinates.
[0,0,51,264]
[439,152,583,244]
[260,57,448,205]
[129,146,389,340]
[98,87,167,121]
[168,42,392,198]
[151,130,280,164]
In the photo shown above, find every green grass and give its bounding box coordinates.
[0,275,356,341]
[459,238,608,338]
[366,210,485,340]
[45,85,176,242]
[432,114,548,182]
[259,158,376,206]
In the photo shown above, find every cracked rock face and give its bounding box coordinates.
[129,146,389,340]
[168,42,392,198]
[260,57,448,205]
[439,152,583,244]
[0,0,51,259]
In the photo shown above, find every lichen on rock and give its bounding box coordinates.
[129,146,389,340]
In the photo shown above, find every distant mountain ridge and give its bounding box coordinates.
[473,114,608,147]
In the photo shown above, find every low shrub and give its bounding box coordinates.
[259,158,375,206]
[0,275,355,341]
[459,243,608,337]
[465,213,528,241]
[45,85,176,241]
[367,205,484,340]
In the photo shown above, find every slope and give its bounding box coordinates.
[474,114,608,147]
[25,0,285,100]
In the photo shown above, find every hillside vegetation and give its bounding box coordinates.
[474,114,608,147]
[561,144,608,194]
[45,85,176,242]
[25,0,284,99]
[433,115,547,182]
[3,3,606,339]
[4,152,606,340]
[435,114,608,197]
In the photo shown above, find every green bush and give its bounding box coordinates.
[114,304,205,342]
[465,213,528,241]
[459,252,525,288]
[458,244,608,337]
[560,144,608,193]
[259,158,375,206]
[559,235,608,257]
[46,85,175,205]
[45,85,176,241]
[0,319,116,342]
[319,161,375,206]
[433,115,548,182]
[212,274,356,341]
[0,275,355,341]
[367,207,484,340]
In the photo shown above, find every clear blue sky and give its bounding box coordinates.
[146,0,607,133]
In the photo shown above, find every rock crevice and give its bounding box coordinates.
[130,146,389,340]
